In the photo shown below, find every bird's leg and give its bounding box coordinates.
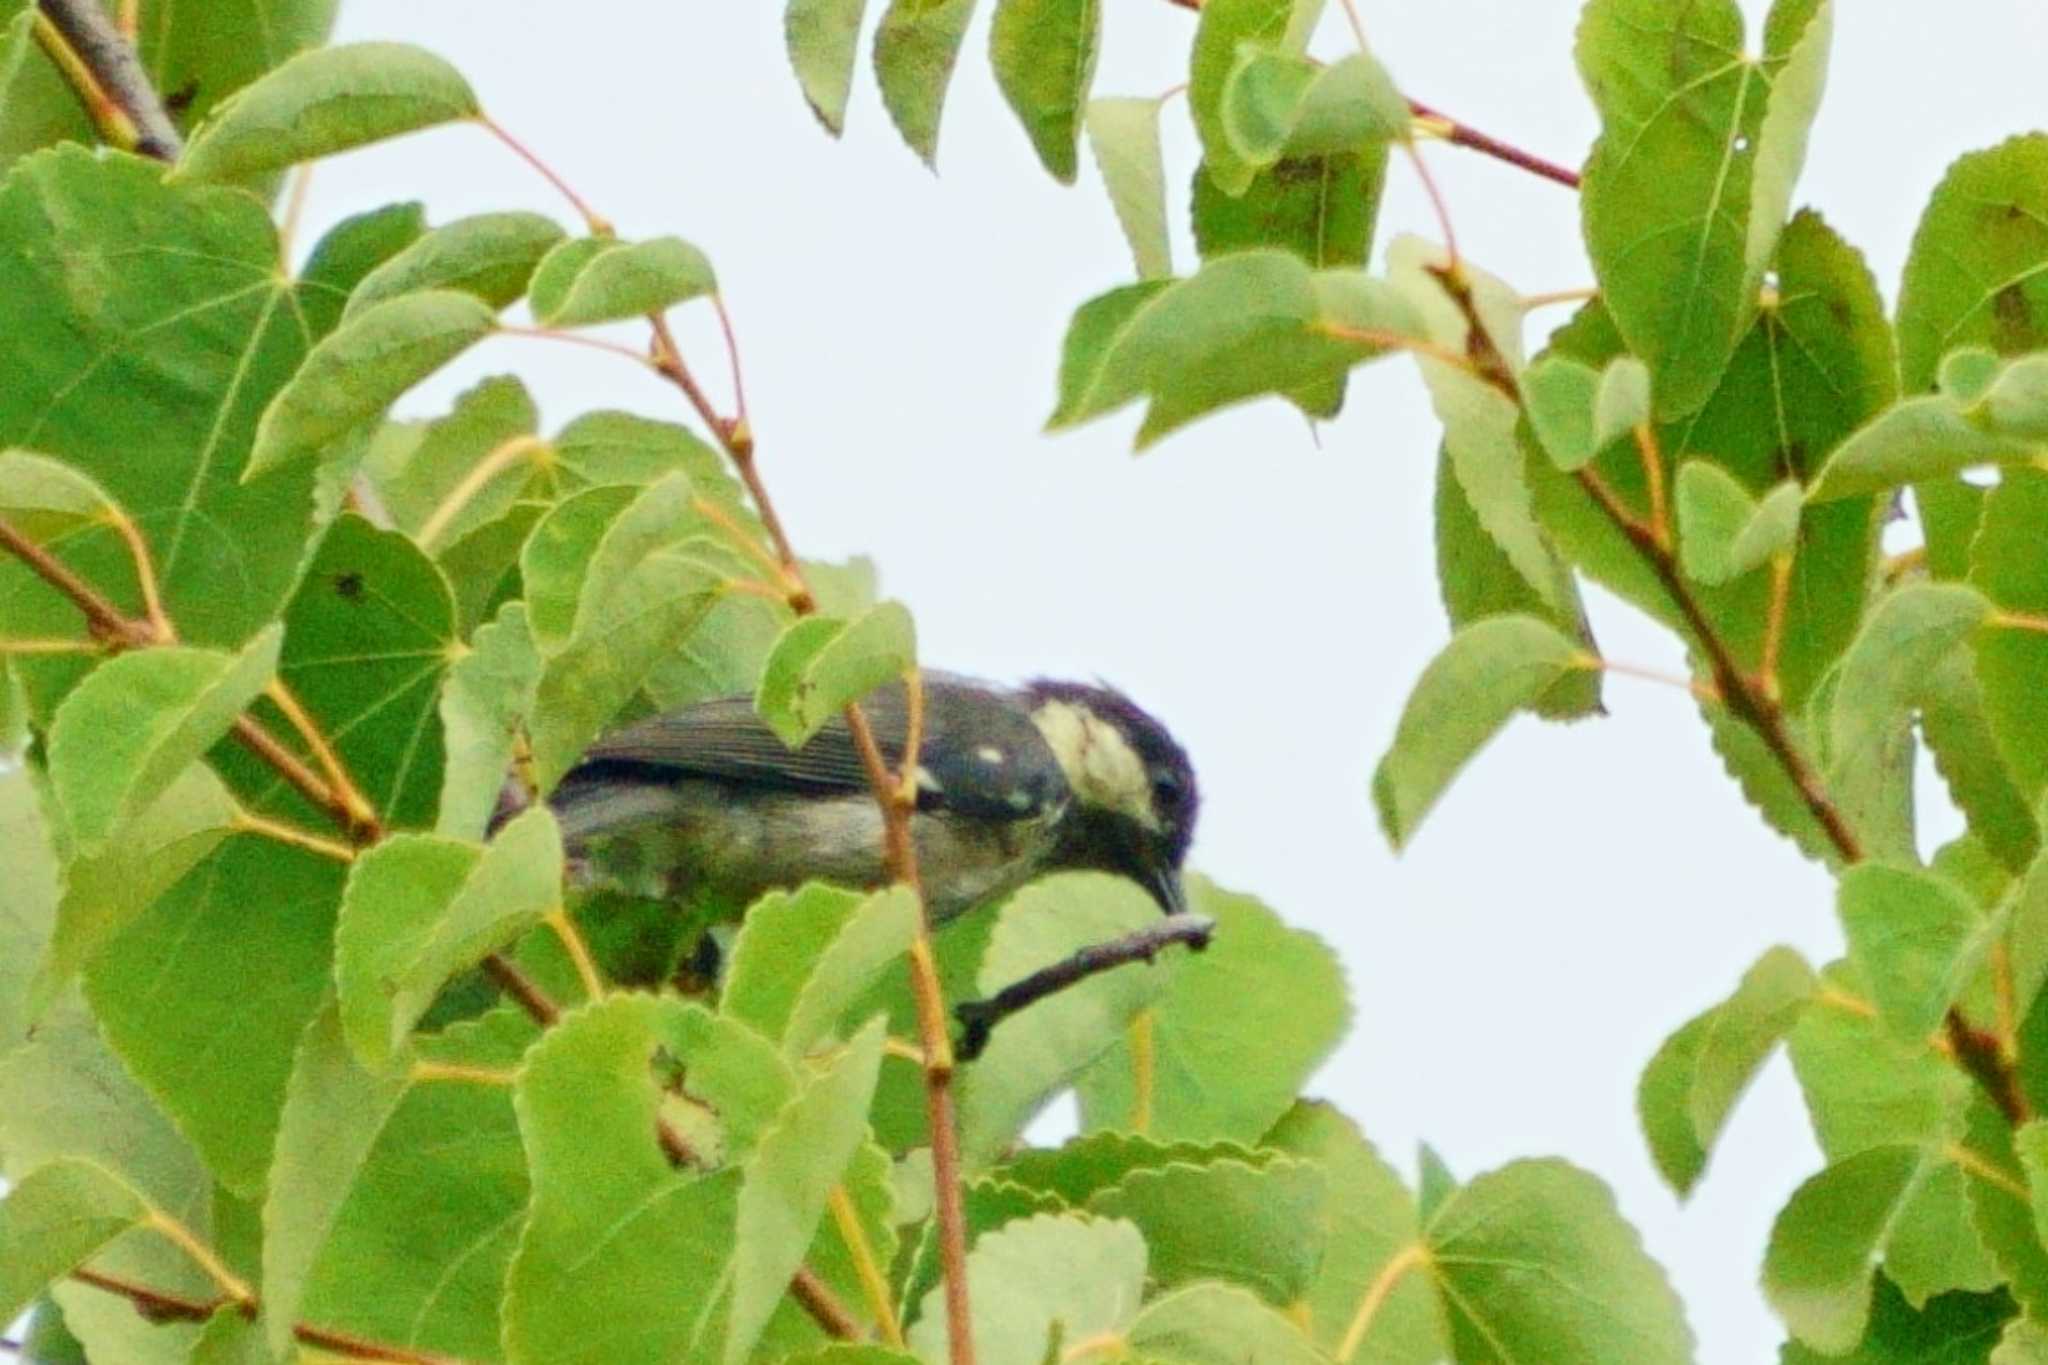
[953,913,1216,1061]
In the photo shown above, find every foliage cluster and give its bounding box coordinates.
[1,0,2046,1362]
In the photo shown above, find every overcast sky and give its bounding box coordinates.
[261,2,2048,1359]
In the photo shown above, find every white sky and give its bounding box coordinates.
[21,3,2047,1362]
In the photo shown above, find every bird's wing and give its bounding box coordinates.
[570,675,1067,819]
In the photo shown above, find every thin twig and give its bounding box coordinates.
[69,1268,473,1364]
[476,115,612,235]
[955,914,1216,1060]
[35,0,183,159]
[789,1267,864,1341]
[481,953,559,1026]
[1407,98,1581,189]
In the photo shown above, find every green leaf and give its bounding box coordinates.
[297,202,430,333]
[361,376,540,551]
[1427,1158,1694,1363]
[1830,583,1991,777]
[247,289,497,478]
[0,1000,214,1361]
[345,211,566,319]
[0,1158,152,1326]
[505,995,774,1363]
[997,1132,1273,1204]
[1432,446,1603,719]
[292,1008,534,1360]
[1958,1100,2048,1325]
[1836,864,1993,1046]
[1046,251,1413,445]
[1638,945,1817,1196]
[2000,1316,2048,1365]
[528,235,717,327]
[1390,238,1595,664]
[1578,0,1834,418]
[727,1019,886,1365]
[1523,356,1601,471]
[0,0,335,177]
[527,553,729,791]
[0,149,335,700]
[1788,961,1969,1159]
[1075,878,1347,1145]
[0,447,122,522]
[1972,469,2048,808]
[905,1213,1147,1365]
[258,1004,413,1354]
[723,884,922,1059]
[85,836,344,1196]
[990,0,1099,183]
[1371,615,1583,847]
[1922,646,2041,877]
[1085,99,1170,279]
[32,763,235,1023]
[1897,136,2048,394]
[756,1142,897,1354]
[437,602,542,839]
[786,0,871,134]
[524,475,704,654]
[1778,1278,2018,1365]
[1188,0,1324,197]
[1594,355,1653,449]
[1676,462,1800,584]
[1766,1144,1949,1352]
[873,0,976,165]
[45,628,278,851]
[0,766,58,1045]
[1190,149,1385,271]
[174,42,480,184]
[894,1175,1063,1329]
[756,601,916,747]
[1264,1103,1440,1362]
[1219,50,1407,169]
[335,808,563,1068]
[956,872,1168,1167]
[1088,1156,1327,1305]
[1808,386,2048,502]
[1127,1282,1328,1365]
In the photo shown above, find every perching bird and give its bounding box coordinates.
[546,674,1199,926]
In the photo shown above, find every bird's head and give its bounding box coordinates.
[1023,679,1199,916]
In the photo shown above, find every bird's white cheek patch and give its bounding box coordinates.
[1033,701,1157,829]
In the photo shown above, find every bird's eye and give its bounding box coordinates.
[1151,772,1182,808]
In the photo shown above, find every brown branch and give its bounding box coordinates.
[789,1266,865,1341]
[955,914,1216,1060]
[1407,98,1581,190]
[482,953,560,1026]
[35,0,183,160]
[70,1268,473,1364]
[645,311,975,1365]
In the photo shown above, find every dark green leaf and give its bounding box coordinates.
[85,836,345,1196]
[1088,1156,1327,1305]
[1187,0,1322,196]
[1577,0,1834,418]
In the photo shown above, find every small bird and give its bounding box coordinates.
[547,674,1199,926]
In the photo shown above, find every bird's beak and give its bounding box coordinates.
[1146,864,1188,917]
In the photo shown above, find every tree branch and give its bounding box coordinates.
[1407,98,1581,189]
[644,311,977,1364]
[70,1267,474,1364]
[955,914,1216,1060]
[35,0,183,160]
